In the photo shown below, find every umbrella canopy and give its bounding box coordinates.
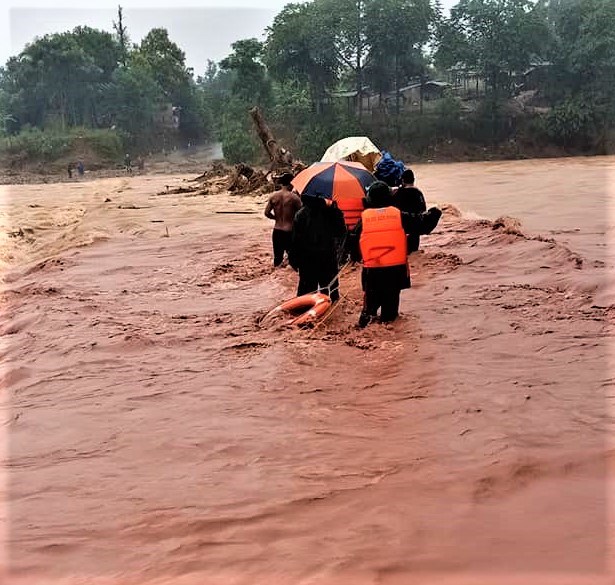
[320,136,382,172]
[291,161,375,229]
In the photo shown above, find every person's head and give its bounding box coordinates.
[301,193,328,208]
[278,172,294,189]
[364,181,393,209]
[401,169,415,185]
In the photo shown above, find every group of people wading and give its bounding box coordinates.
[264,170,442,328]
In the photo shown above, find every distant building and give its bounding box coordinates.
[386,81,451,109]
[447,59,552,97]
[327,88,371,113]
[329,81,451,114]
[520,60,552,92]
[447,64,486,97]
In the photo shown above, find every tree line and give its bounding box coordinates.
[0,8,208,163]
[1,0,614,167]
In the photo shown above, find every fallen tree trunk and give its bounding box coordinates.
[250,106,293,171]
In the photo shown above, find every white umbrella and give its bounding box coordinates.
[320,136,382,172]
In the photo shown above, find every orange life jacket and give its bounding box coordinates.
[359,207,407,268]
[335,197,364,230]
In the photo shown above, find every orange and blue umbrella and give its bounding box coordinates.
[291,161,375,229]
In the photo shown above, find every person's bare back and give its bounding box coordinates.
[265,188,302,232]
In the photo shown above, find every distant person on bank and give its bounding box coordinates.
[393,169,427,253]
[264,172,302,267]
[351,181,441,327]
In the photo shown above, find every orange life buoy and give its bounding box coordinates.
[266,292,332,326]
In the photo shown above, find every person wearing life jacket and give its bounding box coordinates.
[351,181,442,327]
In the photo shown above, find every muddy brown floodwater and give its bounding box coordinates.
[1,156,614,585]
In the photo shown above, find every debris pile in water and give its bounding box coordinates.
[159,160,308,198]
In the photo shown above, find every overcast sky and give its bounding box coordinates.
[2,0,455,76]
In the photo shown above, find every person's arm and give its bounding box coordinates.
[264,197,275,220]
[331,203,347,238]
[416,189,427,213]
[421,207,442,234]
[288,212,303,270]
[401,207,442,235]
[349,220,363,262]
[293,194,302,216]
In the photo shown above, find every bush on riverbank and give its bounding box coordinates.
[0,127,126,171]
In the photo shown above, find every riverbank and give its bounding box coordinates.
[2,141,610,186]
[0,143,225,186]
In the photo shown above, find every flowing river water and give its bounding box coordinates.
[0,155,614,584]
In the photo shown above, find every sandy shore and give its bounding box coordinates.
[1,157,614,584]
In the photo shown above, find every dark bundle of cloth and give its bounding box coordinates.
[374,151,406,187]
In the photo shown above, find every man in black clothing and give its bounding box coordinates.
[393,169,427,253]
[351,181,441,327]
[289,195,347,302]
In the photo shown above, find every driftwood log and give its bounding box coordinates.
[227,163,271,195]
[250,106,293,171]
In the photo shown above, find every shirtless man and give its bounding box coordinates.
[264,173,302,267]
[265,173,301,266]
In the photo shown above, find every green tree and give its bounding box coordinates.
[219,38,272,108]
[197,59,234,136]
[264,2,338,112]
[100,61,164,141]
[136,28,205,139]
[435,0,549,96]
[0,28,121,130]
[321,0,370,117]
[271,79,312,127]
[364,0,436,112]
[0,82,17,136]
[219,98,261,164]
[72,25,122,77]
[113,5,130,66]
[217,39,272,163]
[544,0,615,149]
[136,28,191,102]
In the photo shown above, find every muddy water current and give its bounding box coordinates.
[1,156,614,584]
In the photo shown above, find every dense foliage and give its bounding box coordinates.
[0,14,208,164]
[1,0,613,167]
